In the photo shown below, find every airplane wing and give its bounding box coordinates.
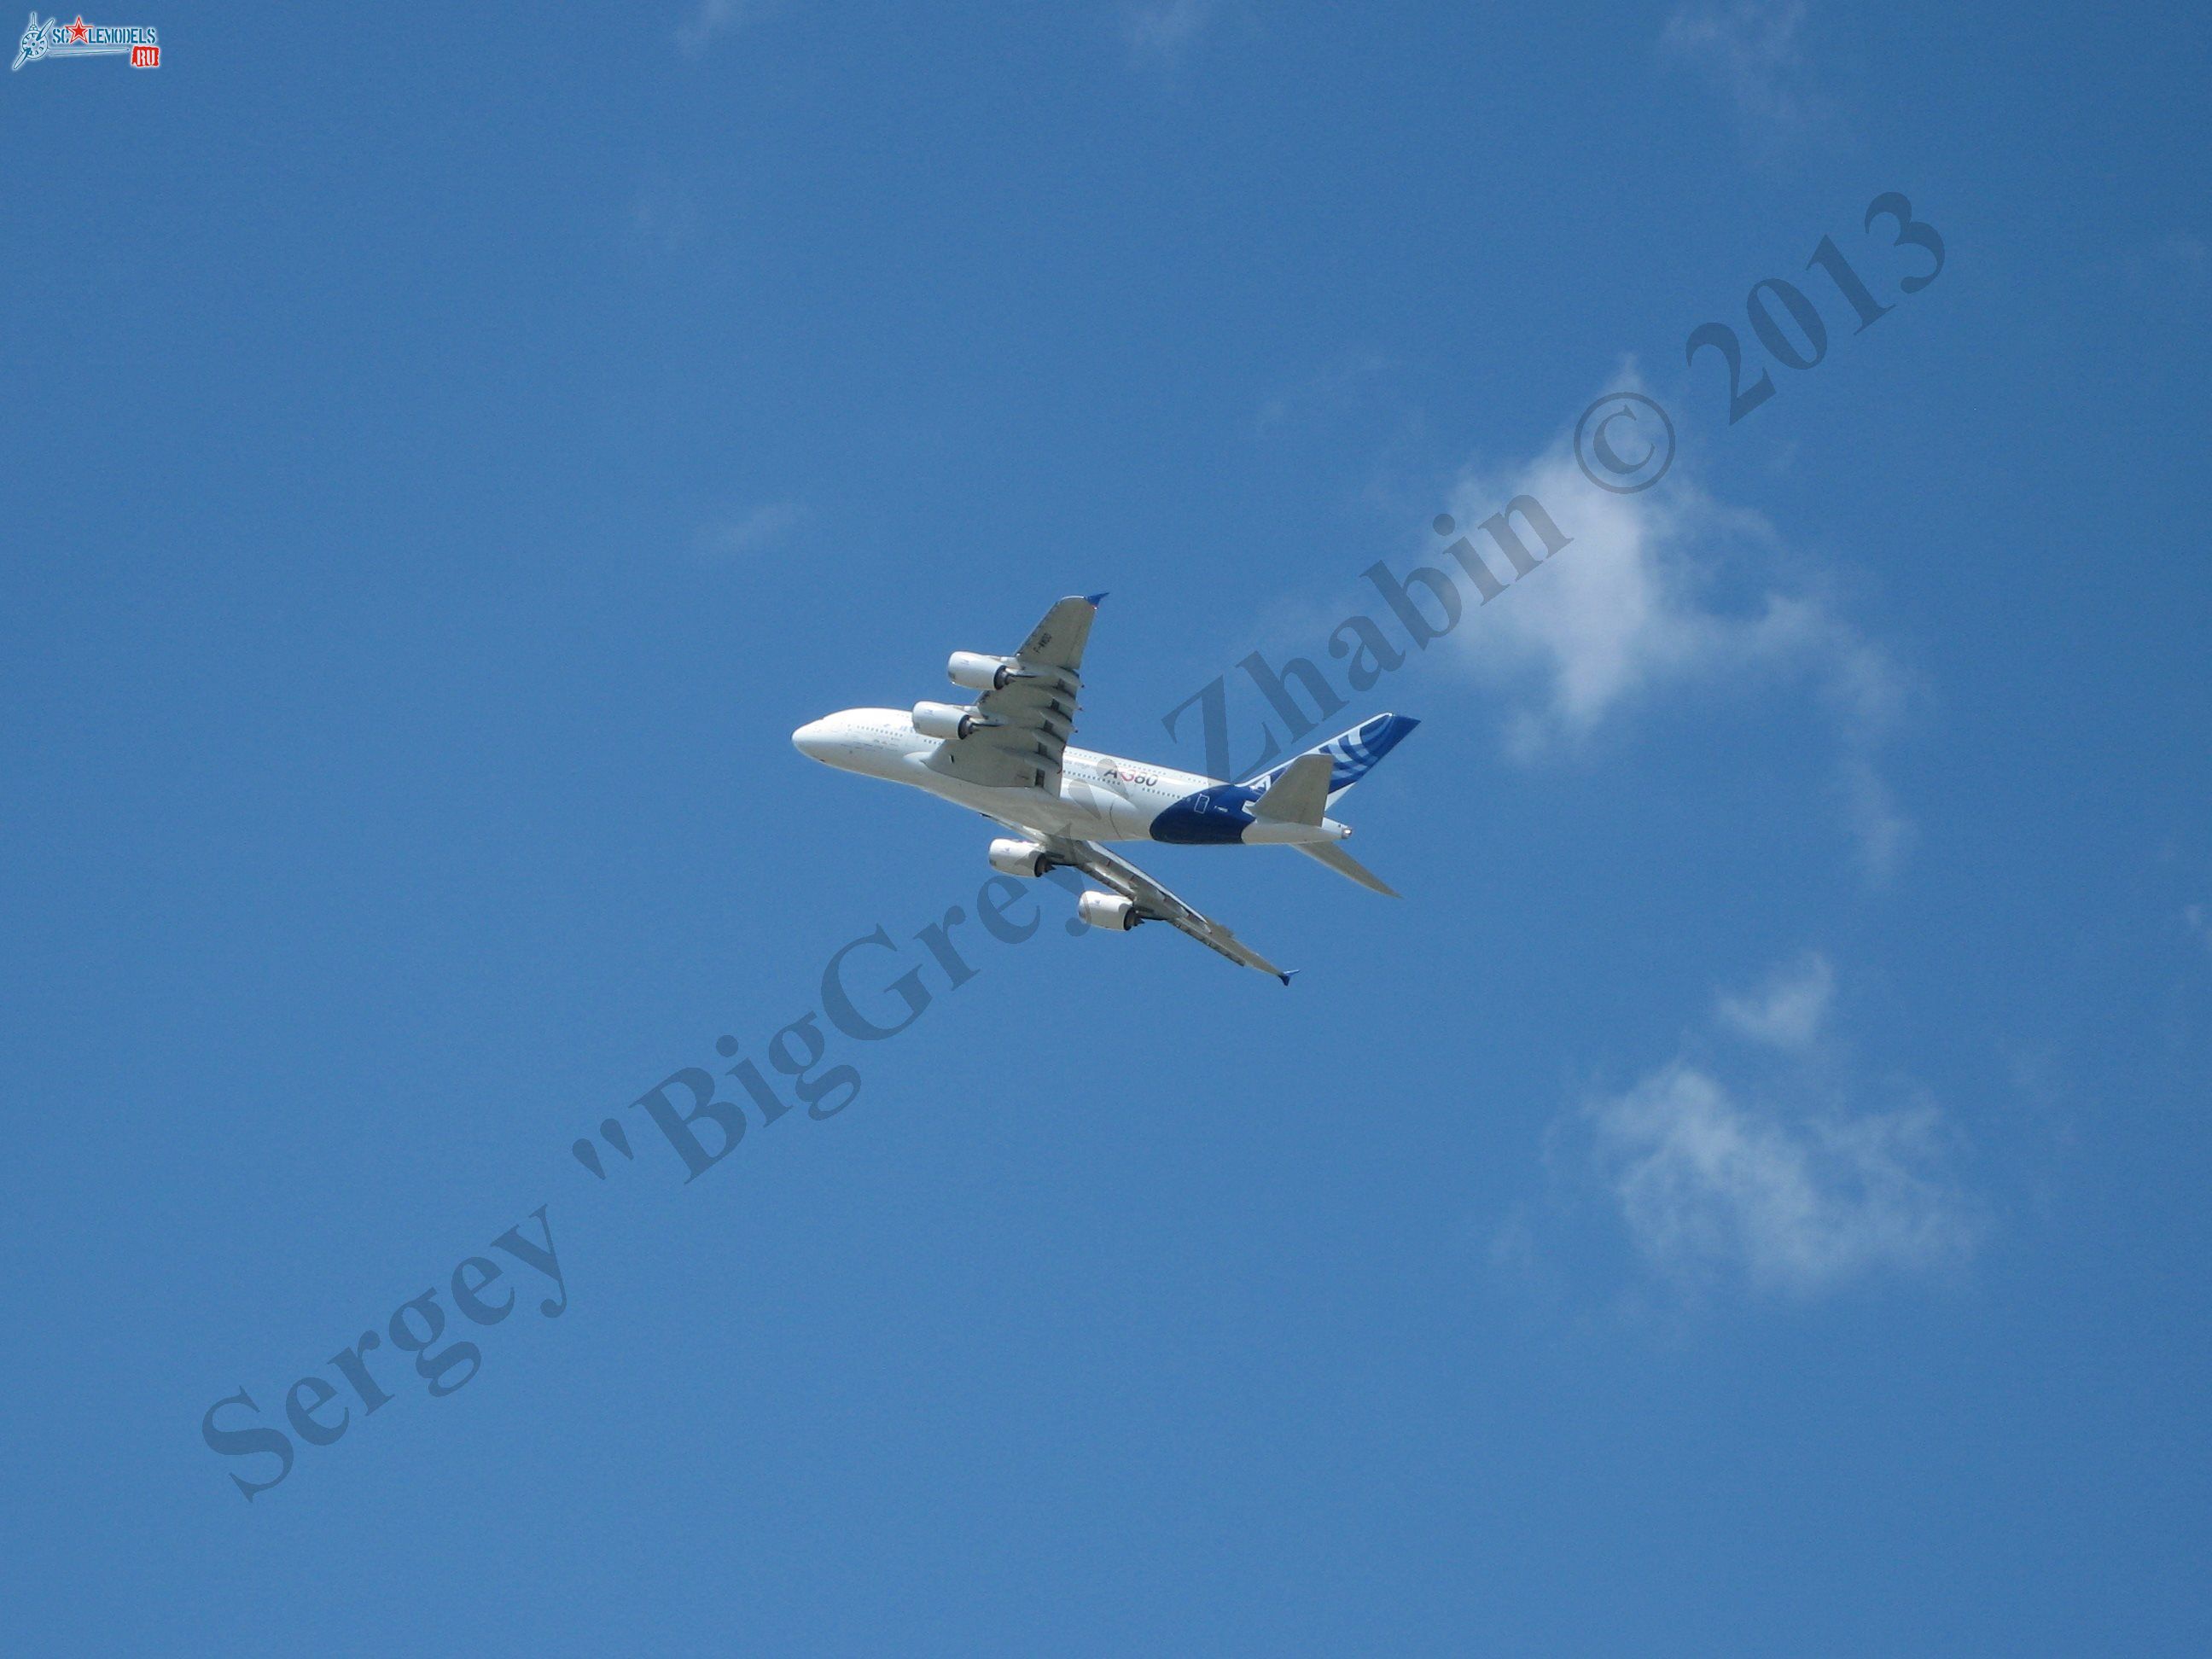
[1030,831,1294,985]
[931,594,1103,792]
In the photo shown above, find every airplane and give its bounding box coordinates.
[791,593,1417,983]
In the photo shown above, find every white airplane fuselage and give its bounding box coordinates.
[792,707,1352,847]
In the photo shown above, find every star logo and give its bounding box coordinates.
[67,14,86,43]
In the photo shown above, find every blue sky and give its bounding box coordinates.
[5,3,2209,1651]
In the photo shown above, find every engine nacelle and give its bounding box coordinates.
[948,651,1014,692]
[987,838,1054,879]
[912,700,995,741]
[1077,890,1140,932]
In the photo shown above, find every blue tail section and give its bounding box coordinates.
[1243,713,1419,796]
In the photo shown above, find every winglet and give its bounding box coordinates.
[1084,591,1109,606]
[1278,969,1299,987]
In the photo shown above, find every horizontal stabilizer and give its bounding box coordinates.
[1252,753,1331,826]
[1295,841,1399,897]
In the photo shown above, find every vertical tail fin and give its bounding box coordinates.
[1243,713,1419,801]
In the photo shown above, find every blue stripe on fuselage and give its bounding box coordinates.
[1150,784,1258,844]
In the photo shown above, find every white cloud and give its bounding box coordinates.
[1439,372,1913,880]
[696,500,811,560]
[1662,2,1836,148]
[1589,1057,1979,1297]
[1716,951,1833,1049]
[1535,953,1982,1299]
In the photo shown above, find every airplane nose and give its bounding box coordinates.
[793,719,831,760]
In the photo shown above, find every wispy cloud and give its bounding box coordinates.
[1589,1058,1977,1297]
[1838,754,1912,886]
[1441,370,1914,881]
[1662,1,1837,150]
[1559,955,1982,1298]
[631,176,700,253]
[678,0,782,58]
[1254,350,1394,436]
[1716,951,1834,1049]
[2186,904,2212,956]
[696,500,811,561]
[1122,0,1222,64]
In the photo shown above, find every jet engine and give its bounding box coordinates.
[1077,890,1140,931]
[947,651,1014,692]
[988,838,1054,879]
[912,701,999,741]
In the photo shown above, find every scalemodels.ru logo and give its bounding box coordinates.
[13,12,159,70]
